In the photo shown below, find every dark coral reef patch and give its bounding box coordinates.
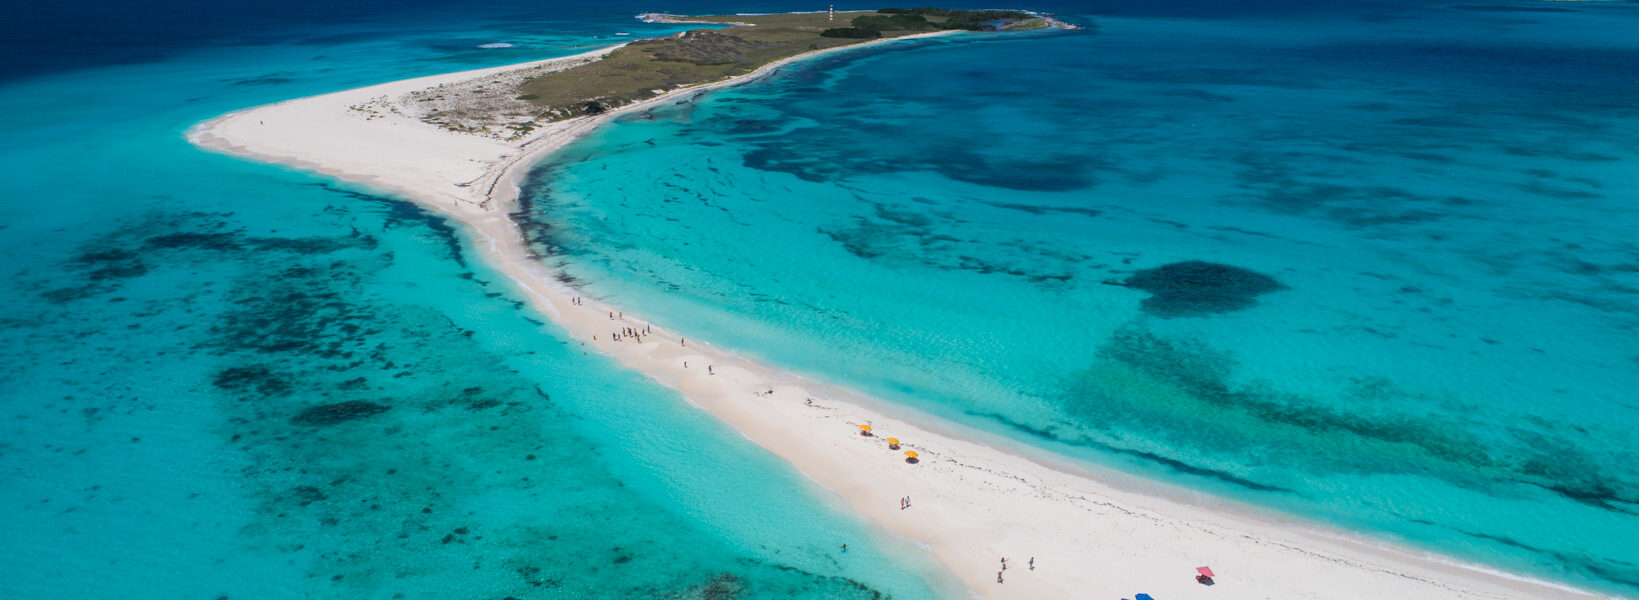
[1117,260,1285,317]
[290,400,391,426]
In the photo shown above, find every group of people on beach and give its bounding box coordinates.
[611,324,650,343]
[583,296,649,343]
[996,556,1035,583]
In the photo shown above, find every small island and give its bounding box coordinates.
[186,10,1586,600]
[407,8,1059,139]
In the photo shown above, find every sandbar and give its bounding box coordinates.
[188,23,1612,600]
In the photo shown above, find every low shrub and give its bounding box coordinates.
[820,27,882,39]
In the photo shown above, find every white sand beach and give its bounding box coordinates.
[189,28,1613,600]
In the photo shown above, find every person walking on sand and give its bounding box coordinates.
[997,571,1003,584]
[1001,557,1007,570]
[707,365,714,375]
[1029,557,1034,571]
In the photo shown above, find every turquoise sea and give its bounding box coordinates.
[3,0,1638,598]
[0,2,962,599]
[520,1,1639,597]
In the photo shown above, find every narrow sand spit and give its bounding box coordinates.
[189,29,1612,600]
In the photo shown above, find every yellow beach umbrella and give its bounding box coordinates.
[904,450,918,459]
[885,437,900,445]
[858,424,872,432]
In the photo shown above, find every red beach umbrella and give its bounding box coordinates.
[1197,566,1215,578]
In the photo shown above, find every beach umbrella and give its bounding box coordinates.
[886,437,900,445]
[904,450,918,458]
[1196,565,1216,585]
[858,424,872,432]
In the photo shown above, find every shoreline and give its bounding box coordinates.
[187,25,1615,600]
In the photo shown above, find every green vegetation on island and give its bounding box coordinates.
[514,9,1046,121]
[868,7,1039,31]
[409,9,1051,138]
[824,8,1042,37]
[818,27,883,39]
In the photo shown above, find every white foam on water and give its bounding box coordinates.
[477,42,513,49]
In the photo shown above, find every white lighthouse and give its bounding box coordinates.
[829,4,835,21]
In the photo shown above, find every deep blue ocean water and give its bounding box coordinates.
[514,0,1639,596]
[0,2,971,599]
